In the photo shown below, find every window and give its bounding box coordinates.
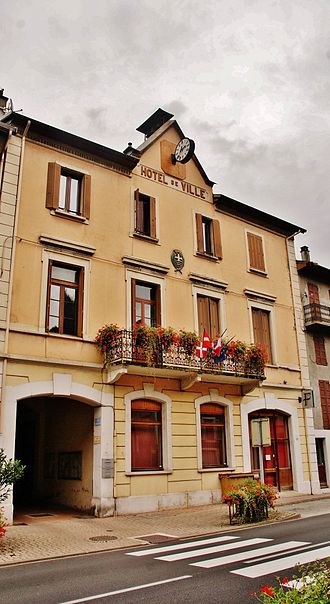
[319,380,330,430]
[308,282,320,304]
[46,261,84,336]
[134,189,156,238]
[46,162,91,219]
[196,214,222,259]
[131,400,163,471]
[200,403,227,468]
[132,279,160,327]
[314,335,327,366]
[252,307,272,363]
[247,232,266,272]
[197,295,219,338]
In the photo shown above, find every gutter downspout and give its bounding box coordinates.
[0,119,31,434]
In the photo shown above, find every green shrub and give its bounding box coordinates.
[0,448,25,504]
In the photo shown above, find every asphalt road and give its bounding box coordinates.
[0,514,329,604]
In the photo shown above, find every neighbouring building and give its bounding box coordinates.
[0,95,321,523]
[297,246,330,492]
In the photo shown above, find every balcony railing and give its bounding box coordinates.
[104,329,265,380]
[303,303,330,328]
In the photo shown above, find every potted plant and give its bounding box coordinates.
[246,344,268,375]
[95,323,120,364]
[223,478,277,524]
[177,330,199,356]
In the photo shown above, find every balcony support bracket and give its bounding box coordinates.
[181,373,201,391]
[107,366,127,384]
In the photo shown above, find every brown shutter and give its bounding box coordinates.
[196,213,204,253]
[155,284,161,326]
[308,283,320,305]
[247,233,265,271]
[131,278,137,326]
[212,219,223,259]
[77,268,84,337]
[81,174,91,219]
[134,189,144,233]
[46,162,61,209]
[209,298,219,338]
[313,335,327,366]
[319,380,330,429]
[197,295,209,336]
[45,260,53,331]
[252,308,272,363]
[149,196,156,239]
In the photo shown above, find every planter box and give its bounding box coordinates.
[219,472,259,498]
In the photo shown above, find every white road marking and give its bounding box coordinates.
[156,538,272,562]
[231,545,330,578]
[191,541,309,568]
[127,535,239,557]
[58,575,192,604]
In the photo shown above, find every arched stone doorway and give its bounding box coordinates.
[14,396,94,511]
[2,375,114,524]
[248,410,293,490]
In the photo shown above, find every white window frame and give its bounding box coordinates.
[130,186,160,241]
[125,384,172,475]
[126,269,166,329]
[247,299,277,366]
[245,229,267,275]
[195,392,235,472]
[192,285,226,336]
[39,249,91,338]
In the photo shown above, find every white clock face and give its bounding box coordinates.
[174,138,193,162]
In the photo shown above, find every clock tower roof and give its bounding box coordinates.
[136,108,174,138]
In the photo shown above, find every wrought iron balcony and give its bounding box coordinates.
[303,303,330,330]
[104,329,266,384]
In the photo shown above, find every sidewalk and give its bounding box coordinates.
[0,492,329,566]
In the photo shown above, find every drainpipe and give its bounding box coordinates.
[0,119,30,435]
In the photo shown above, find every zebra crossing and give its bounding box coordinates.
[127,534,330,579]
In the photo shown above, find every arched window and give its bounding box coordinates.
[200,403,227,468]
[131,400,163,471]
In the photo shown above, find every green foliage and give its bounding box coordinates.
[254,559,330,603]
[223,478,277,523]
[0,448,25,503]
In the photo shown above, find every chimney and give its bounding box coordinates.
[300,246,310,263]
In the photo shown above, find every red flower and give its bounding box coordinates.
[260,585,275,597]
[281,577,289,585]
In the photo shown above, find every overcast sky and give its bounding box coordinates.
[1,0,329,265]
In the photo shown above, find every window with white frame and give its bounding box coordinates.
[126,270,165,330]
[125,387,172,474]
[46,162,91,220]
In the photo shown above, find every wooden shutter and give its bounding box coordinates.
[196,213,204,253]
[155,284,161,326]
[247,233,265,271]
[45,260,53,331]
[308,282,320,305]
[77,268,84,337]
[131,278,137,326]
[197,295,209,336]
[149,196,156,238]
[252,308,272,363]
[209,298,219,338]
[319,380,330,430]
[134,189,142,232]
[212,219,223,259]
[46,162,61,209]
[313,335,327,366]
[81,174,91,219]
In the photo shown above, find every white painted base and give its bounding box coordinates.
[115,489,221,515]
[92,497,115,517]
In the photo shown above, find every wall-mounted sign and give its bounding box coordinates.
[139,164,208,200]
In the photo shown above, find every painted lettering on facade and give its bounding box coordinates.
[139,165,207,200]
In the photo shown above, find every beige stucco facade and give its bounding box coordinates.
[0,104,321,523]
